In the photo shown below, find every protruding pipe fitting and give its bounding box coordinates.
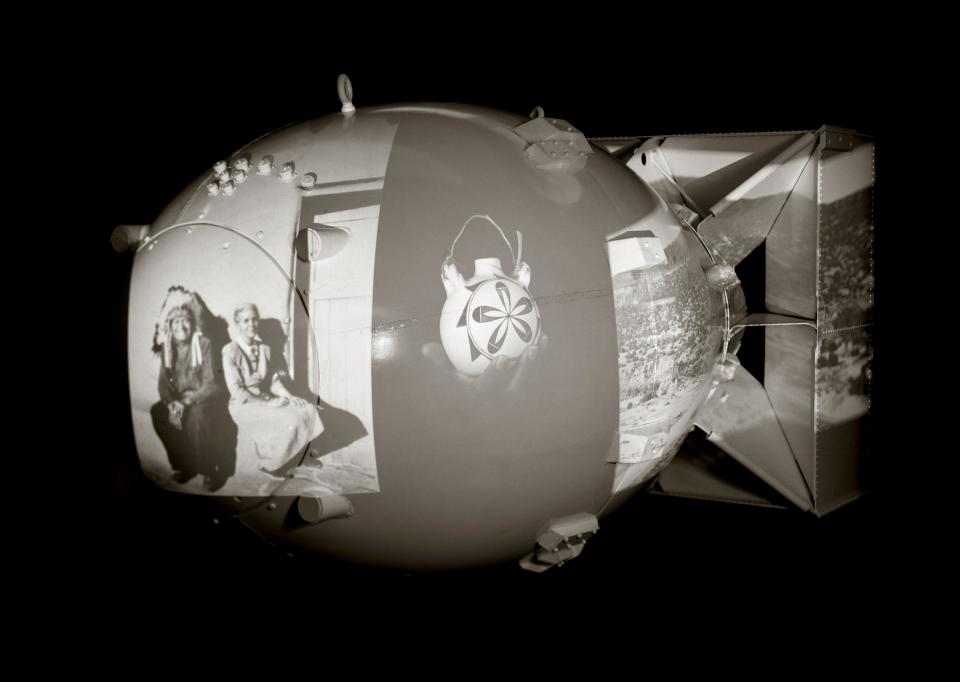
[206,182,220,196]
[111,224,151,252]
[232,168,247,184]
[279,162,296,182]
[296,495,354,524]
[220,179,236,196]
[300,172,317,189]
[258,157,273,175]
[233,157,250,173]
[213,160,228,175]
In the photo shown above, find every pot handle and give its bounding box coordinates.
[447,214,524,279]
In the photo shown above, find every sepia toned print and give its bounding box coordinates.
[127,110,398,498]
[141,281,326,495]
[129,217,378,497]
[608,227,726,492]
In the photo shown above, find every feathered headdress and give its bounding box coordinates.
[152,286,205,369]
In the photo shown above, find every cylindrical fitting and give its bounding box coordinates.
[111,224,151,252]
[296,495,354,524]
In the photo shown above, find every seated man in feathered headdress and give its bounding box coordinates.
[150,286,226,490]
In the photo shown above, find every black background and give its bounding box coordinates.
[49,28,913,634]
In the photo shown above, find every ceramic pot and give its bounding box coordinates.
[440,250,540,377]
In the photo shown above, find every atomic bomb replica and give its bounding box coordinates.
[113,76,874,571]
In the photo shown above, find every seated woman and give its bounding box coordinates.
[222,303,323,479]
[150,291,224,490]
